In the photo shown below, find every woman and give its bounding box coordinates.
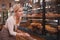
[1,4,36,40]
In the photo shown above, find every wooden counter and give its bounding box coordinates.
[17,27,45,40]
[16,31,45,40]
[31,34,45,40]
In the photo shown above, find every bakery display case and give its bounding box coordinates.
[17,0,60,40]
[0,0,60,40]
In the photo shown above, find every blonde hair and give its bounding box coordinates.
[13,4,22,12]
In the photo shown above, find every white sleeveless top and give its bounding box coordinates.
[5,16,21,36]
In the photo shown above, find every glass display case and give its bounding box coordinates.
[18,0,60,40]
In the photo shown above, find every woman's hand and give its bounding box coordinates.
[17,30,23,33]
[16,33,24,37]
[16,33,37,40]
[24,33,30,37]
[16,33,30,37]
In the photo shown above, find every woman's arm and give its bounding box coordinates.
[7,19,25,37]
[7,20,17,36]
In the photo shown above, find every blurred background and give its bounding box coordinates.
[0,0,60,40]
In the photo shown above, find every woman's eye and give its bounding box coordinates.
[19,11,22,12]
[19,11,21,12]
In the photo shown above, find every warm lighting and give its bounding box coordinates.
[45,0,51,2]
[15,0,19,1]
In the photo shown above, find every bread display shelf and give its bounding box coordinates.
[22,13,60,19]
[28,23,58,34]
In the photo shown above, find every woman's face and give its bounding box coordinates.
[16,7,23,17]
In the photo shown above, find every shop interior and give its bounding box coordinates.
[0,0,60,40]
